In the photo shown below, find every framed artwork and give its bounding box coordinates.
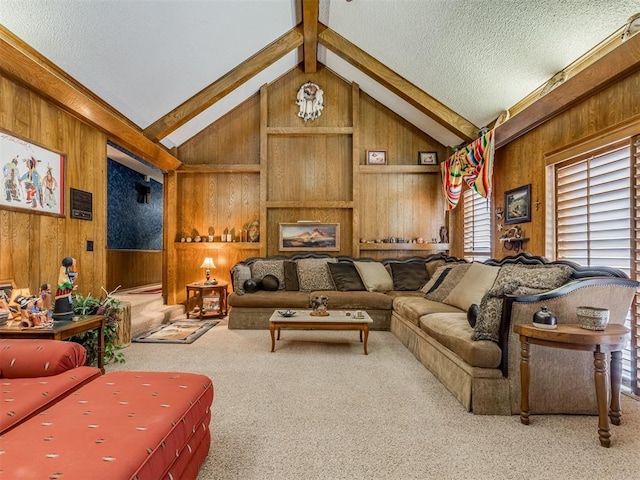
[366,150,387,165]
[504,184,531,224]
[0,279,15,304]
[0,129,65,216]
[418,151,438,165]
[202,295,221,315]
[279,222,340,251]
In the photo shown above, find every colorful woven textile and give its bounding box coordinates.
[441,129,495,210]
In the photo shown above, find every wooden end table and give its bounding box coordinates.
[514,323,630,447]
[0,315,107,373]
[185,282,228,319]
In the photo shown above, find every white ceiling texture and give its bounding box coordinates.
[1,0,638,166]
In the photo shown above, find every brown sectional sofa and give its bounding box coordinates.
[228,252,638,415]
[0,339,214,479]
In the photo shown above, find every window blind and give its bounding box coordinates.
[556,144,637,395]
[463,188,491,262]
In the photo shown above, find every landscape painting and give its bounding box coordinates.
[279,223,340,251]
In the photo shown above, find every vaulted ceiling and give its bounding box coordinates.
[1,0,638,171]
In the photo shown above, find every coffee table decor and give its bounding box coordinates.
[310,295,329,316]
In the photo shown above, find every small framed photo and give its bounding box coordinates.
[202,295,221,315]
[504,184,531,224]
[418,151,438,165]
[366,150,387,165]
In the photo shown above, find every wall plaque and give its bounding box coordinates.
[70,188,93,220]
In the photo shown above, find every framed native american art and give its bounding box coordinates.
[0,129,65,217]
[418,151,438,165]
[504,184,531,224]
[279,222,340,251]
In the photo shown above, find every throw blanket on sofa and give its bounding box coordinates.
[441,129,495,210]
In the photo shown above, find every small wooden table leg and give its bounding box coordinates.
[519,338,531,425]
[362,324,369,355]
[270,322,276,352]
[97,321,105,374]
[609,350,623,426]
[359,329,363,342]
[594,350,611,447]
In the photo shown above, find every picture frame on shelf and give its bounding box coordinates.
[504,184,531,224]
[0,128,65,217]
[202,295,221,315]
[279,222,340,251]
[418,151,438,165]
[366,150,387,165]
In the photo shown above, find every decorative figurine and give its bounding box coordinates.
[53,257,77,321]
[296,81,324,122]
[310,295,329,317]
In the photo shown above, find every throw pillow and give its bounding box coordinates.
[354,261,394,293]
[262,274,280,291]
[472,264,573,342]
[420,265,451,294]
[251,260,286,290]
[424,264,471,303]
[231,264,251,295]
[467,303,480,327]
[297,258,337,291]
[390,262,430,291]
[284,260,299,291]
[243,278,262,294]
[328,263,366,291]
[443,263,500,311]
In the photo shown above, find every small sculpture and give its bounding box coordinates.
[309,295,329,317]
[53,257,77,321]
[296,81,324,122]
[439,225,449,244]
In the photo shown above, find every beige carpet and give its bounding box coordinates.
[108,318,640,480]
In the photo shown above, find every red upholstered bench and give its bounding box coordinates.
[1,339,101,434]
[0,370,214,480]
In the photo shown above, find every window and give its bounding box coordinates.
[555,141,638,395]
[463,188,491,262]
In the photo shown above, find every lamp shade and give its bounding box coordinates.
[200,257,216,269]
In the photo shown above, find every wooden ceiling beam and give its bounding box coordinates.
[0,25,181,172]
[318,24,478,142]
[302,0,319,73]
[144,26,305,141]
[495,32,640,149]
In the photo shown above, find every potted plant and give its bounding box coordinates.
[69,287,125,366]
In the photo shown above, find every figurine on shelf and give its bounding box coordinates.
[439,225,449,244]
[53,257,77,321]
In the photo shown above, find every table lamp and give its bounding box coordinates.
[200,257,217,285]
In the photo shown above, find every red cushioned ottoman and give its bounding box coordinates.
[0,371,214,480]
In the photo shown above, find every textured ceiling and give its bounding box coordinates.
[0,0,638,155]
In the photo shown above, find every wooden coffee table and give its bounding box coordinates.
[269,310,373,355]
[0,315,107,373]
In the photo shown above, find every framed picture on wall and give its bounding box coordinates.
[504,184,531,224]
[418,151,438,165]
[279,222,340,251]
[0,128,65,217]
[366,150,387,165]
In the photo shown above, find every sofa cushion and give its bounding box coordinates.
[284,260,300,291]
[420,265,451,294]
[328,263,366,291]
[0,366,101,434]
[228,291,311,308]
[472,264,573,342]
[297,258,337,291]
[354,261,394,292]
[393,296,464,326]
[311,290,393,310]
[424,264,471,302]
[0,339,87,378]
[262,274,280,291]
[231,264,251,294]
[390,262,430,291]
[443,262,500,311]
[420,313,502,369]
[251,260,286,290]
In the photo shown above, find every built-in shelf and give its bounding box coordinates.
[177,164,261,174]
[359,165,440,174]
[266,126,353,135]
[358,243,449,251]
[175,242,262,250]
[266,201,354,209]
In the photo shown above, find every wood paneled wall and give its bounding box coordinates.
[106,250,161,291]
[449,70,640,259]
[0,74,108,296]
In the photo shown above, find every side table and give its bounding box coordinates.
[185,282,228,319]
[514,323,630,447]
